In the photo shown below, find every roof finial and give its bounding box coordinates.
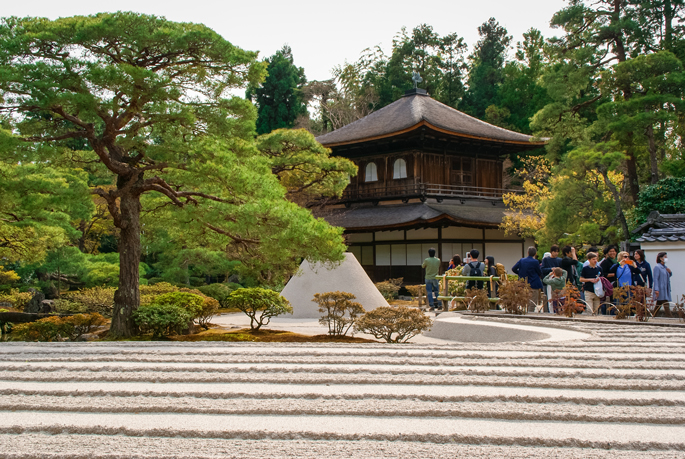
[412,71,423,89]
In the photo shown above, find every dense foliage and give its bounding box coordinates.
[226,287,292,330]
[0,13,350,338]
[247,45,308,134]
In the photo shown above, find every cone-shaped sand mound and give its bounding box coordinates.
[282,253,389,318]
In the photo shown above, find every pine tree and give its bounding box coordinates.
[247,45,307,135]
[461,18,512,119]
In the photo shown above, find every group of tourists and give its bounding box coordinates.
[422,245,675,316]
[513,245,674,316]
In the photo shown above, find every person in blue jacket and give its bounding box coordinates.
[633,249,653,288]
[513,246,544,309]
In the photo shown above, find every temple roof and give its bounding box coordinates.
[316,91,544,147]
[634,211,685,242]
[320,201,508,230]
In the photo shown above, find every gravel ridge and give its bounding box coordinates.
[0,318,684,457]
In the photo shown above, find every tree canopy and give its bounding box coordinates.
[0,13,349,337]
[247,45,307,134]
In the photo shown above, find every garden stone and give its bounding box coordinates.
[39,300,54,314]
[0,302,12,309]
[23,289,45,313]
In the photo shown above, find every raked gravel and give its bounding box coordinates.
[0,317,684,458]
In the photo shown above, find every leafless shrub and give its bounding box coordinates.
[555,282,584,317]
[465,287,490,313]
[497,279,531,315]
[314,291,365,337]
[354,305,432,343]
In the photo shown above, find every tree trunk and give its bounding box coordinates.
[646,123,660,184]
[110,188,142,338]
[601,167,631,242]
[664,0,674,51]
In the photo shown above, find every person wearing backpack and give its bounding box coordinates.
[512,247,544,308]
[462,249,486,291]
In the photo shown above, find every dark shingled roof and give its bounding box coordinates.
[634,212,685,242]
[320,202,507,230]
[315,92,543,147]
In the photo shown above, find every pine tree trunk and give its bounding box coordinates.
[110,188,142,338]
[646,122,660,185]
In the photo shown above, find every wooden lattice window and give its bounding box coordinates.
[365,162,378,182]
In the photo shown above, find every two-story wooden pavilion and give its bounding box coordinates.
[315,88,544,283]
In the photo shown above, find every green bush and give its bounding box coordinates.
[354,306,432,343]
[0,289,33,309]
[637,177,685,221]
[133,304,194,339]
[12,316,66,341]
[11,313,106,341]
[53,299,88,314]
[374,278,403,301]
[141,285,219,329]
[152,292,204,316]
[64,286,116,316]
[226,287,292,330]
[198,283,235,307]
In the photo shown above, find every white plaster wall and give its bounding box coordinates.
[640,241,685,302]
[486,242,525,273]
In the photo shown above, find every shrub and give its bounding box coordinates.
[198,283,234,307]
[614,286,652,321]
[439,267,466,297]
[53,299,88,314]
[313,291,365,336]
[133,304,194,339]
[404,285,424,299]
[63,313,107,341]
[497,279,531,315]
[152,292,204,317]
[64,286,116,316]
[0,289,33,309]
[12,316,66,341]
[226,288,292,331]
[194,296,220,330]
[375,278,403,301]
[140,284,218,329]
[555,283,584,318]
[354,306,432,343]
[139,282,179,302]
[10,313,106,342]
[465,287,490,313]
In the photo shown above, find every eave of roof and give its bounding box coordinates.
[319,202,507,231]
[321,119,547,148]
[315,92,547,148]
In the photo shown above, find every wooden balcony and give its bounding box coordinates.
[336,181,522,206]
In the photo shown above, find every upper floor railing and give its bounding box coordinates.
[334,182,522,206]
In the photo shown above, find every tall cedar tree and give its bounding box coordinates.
[461,18,512,119]
[247,45,307,134]
[0,13,349,337]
